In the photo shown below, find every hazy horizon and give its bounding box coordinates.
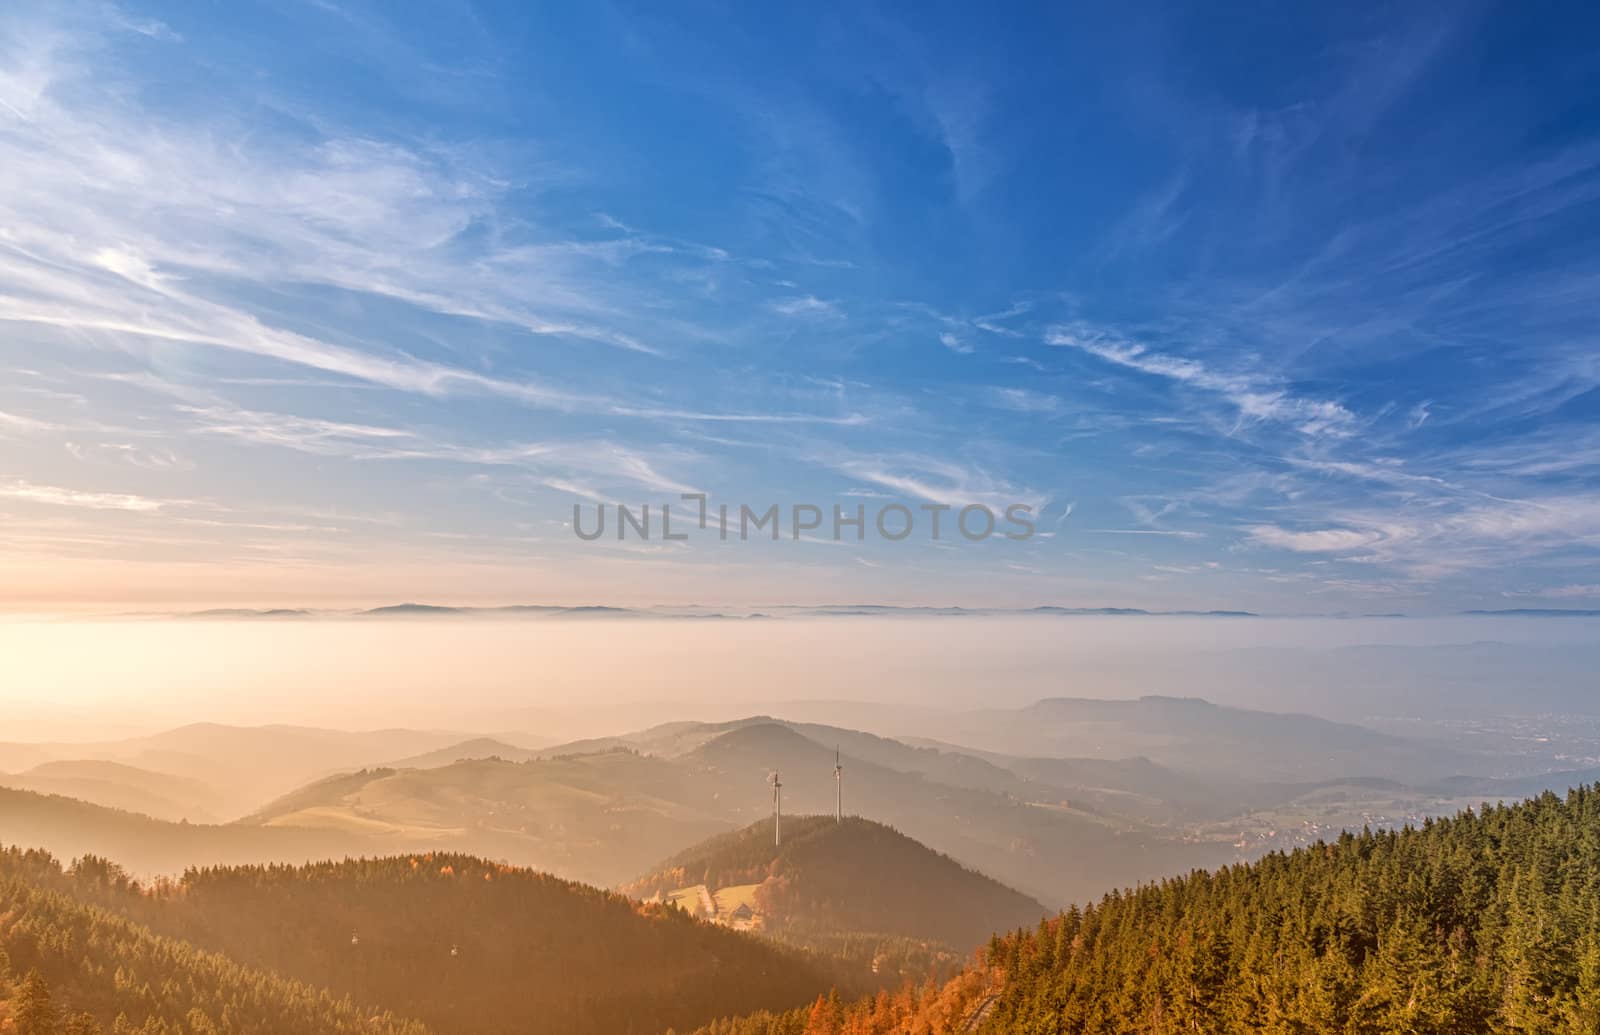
[3,3,1599,1032]
[5,613,1598,739]
[3,1,1600,620]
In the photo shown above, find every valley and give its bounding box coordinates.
[3,2,1594,1029]
[8,694,1600,1034]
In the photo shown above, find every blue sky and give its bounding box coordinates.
[1,0,1599,611]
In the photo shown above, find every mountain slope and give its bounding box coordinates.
[0,724,470,818]
[243,751,734,886]
[1,759,229,823]
[249,723,1231,905]
[0,786,403,876]
[0,846,427,1033]
[382,737,540,768]
[539,701,1477,825]
[683,723,1233,906]
[64,851,832,1035]
[926,695,1473,782]
[626,815,1047,952]
[698,784,1600,1034]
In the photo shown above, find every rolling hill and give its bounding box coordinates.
[534,701,1484,826]
[0,786,409,877]
[381,737,541,768]
[0,759,230,823]
[243,751,735,886]
[0,724,476,819]
[8,847,833,1035]
[542,715,1033,798]
[626,815,1048,953]
[247,722,1234,906]
[681,723,1233,905]
[914,695,1476,783]
[17,706,1503,908]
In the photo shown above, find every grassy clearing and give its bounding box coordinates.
[712,883,761,913]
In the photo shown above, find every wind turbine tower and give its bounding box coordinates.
[769,770,782,846]
[834,748,843,821]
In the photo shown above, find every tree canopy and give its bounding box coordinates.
[691,785,1600,1035]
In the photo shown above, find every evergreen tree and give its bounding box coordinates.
[14,969,59,1035]
[63,1013,103,1035]
[691,784,1600,1035]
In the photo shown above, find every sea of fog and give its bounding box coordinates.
[2,614,1598,739]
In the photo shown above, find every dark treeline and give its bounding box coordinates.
[0,846,426,1034]
[692,785,1600,1034]
[2,847,831,1035]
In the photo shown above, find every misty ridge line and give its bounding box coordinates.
[80,603,1600,621]
[119,603,1264,620]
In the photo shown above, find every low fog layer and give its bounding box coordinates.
[3,614,1597,738]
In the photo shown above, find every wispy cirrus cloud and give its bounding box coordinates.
[4,258,868,426]
[1045,323,1356,437]
[939,331,974,354]
[179,406,419,455]
[0,409,57,432]
[0,479,180,513]
[985,386,1060,414]
[605,404,869,425]
[1246,495,1600,579]
[0,9,875,428]
[771,295,844,319]
[1246,525,1393,553]
[1091,528,1207,540]
[827,452,1043,511]
[972,302,1031,338]
[2,1,1597,613]
[1503,584,1600,600]
[183,405,701,497]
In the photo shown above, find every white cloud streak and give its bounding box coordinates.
[1045,323,1356,437]
[1246,495,1600,579]
[0,479,179,512]
[828,453,1043,511]
[183,405,700,497]
[986,387,1060,414]
[0,13,869,431]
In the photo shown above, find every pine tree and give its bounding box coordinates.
[690,784,1600,1035]
[14,969,59,1035]
[63,1013,103,1035]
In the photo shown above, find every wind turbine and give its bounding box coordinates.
[834,747,843,822]
[769,769,782,846]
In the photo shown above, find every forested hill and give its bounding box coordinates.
[1,846,831,1035]
[0,845,428,1034]
[692,785,1600,1034]
[149,854,830,1034]
[627,816,1047,952]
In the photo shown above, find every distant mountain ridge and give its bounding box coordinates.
[0,759,229,823]
[108,602,1600,623]
[0,785,399,876]
[381,737,539,768]
[0,723,483,819]
[1460,607,1600,617]
[232,698,1500,903]
[243,718,1234,905]
[907,694,1477,783]
[156,601,1267,619]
